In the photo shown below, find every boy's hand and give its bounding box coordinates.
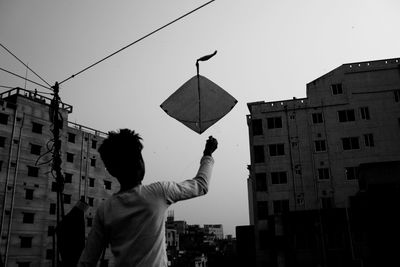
[203,136,218,156]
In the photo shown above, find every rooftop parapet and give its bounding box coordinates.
[344,57,400,73]
[247,97,308,113]
[0,87,73,113]
[67,121,108,138]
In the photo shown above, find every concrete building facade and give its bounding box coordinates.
[204,224,224,240]
[0,88,116,266]
[246,58,400,266]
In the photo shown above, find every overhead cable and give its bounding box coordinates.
[0,43,52,87]
[58,0,216,85]
[0,67,51,90]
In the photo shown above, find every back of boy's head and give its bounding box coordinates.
[98,129,143,184]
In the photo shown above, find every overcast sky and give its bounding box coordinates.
[1,0,399,236]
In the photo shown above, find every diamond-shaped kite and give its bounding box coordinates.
[160,51,237,134]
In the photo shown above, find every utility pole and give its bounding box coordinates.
[51,82,65,266]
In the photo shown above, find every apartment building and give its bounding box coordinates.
[0,88,116,266]
[247,57,400,266]
[204,224,224,240]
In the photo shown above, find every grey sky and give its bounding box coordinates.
[1,0,399,235]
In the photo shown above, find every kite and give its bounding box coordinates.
[160,51,237,134]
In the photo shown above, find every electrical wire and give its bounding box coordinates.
[0,85,14,89]
[0,43,52,87]
[0,67,52,90]
[58,0,216,85]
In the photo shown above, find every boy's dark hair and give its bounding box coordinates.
[98,129,143,182]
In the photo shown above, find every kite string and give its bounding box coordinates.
[58,0,216,86]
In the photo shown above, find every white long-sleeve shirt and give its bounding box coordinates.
[78,155,214,267]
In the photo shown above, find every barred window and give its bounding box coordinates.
[312,113,323,124]
[267,117,282,129]
[364,133,374,147]
[338,109,355,122]
[314,140,327,152]
[331,83,343,95]
[359,107,370,120]
[271,172,287,184]
[318,168,330,180]
[269,143,285,156]
[342,137,360,150]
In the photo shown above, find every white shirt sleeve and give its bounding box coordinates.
[161,155,214,204]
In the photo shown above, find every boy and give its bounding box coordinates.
[78,129,217,266]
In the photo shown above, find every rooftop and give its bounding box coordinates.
[0,87,73,113]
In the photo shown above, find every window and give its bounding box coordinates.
[51,182,58,192]
[364,133,374,147]
[46,249,53,260]
[331,83,343,95]
[27,166,39,177]
[312,113,323,124]
[295,164,302,175]
[338,109,355,122]
[253,145,265,163]
[394,90,400,102]
[318,168,330,180]
[17,262,31,267]
[259,230,268,250]
[255,173,267,191]
[30,144,42,155]
[0,161,3,172]
[66,153,74,163]
[68,133,76,143]
[63,194,71,204]
[345,167,359,180]
[267,117,282,129]
[342,137,360,150]
[251,119,263,135]
[48,226,55,236]
[90,158,96,167]
[49,203,56,215]
[314,140,327,152]
[0,136,5,147]
[104,180,112,190]
[92,140,97,149]
[23,212,34,224]
[64,173,72,183]
[20,236,32,248]
[32,122,43,134]
[89,178,95,187]
[271,172,287,184]
[0,113,8,125]
[359,107,370,120]
[257,201,268,220]
[25,189,34,200]
[88,197,94,207]
[321,197,334,209]
[273,199,289,214]
[87,217,93,227]
[269,143,285,156]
